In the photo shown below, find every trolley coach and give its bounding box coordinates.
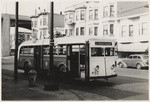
[18,36,117,81]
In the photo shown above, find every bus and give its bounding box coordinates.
[18,36,117,81]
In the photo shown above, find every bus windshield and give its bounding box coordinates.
[91,47,114,57]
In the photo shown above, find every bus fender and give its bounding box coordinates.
[57,63,67,72]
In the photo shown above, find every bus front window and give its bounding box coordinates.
[105,48,114,56]
[91,48,104,57]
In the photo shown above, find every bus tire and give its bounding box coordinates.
[24,62,31,75]
[58,65,67,80]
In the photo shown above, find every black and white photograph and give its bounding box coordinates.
[1,0,149,101]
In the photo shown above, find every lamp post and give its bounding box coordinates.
[14,2,19,81]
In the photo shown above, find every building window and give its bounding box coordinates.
[76,11,79,21]
[40,31,42,39]
[94,9,98,20]
[110,24,114,35]
[142,22,148,35]
[43,30,47,38]
[129,25,133,36]
[40,18,42,25]
[110,5,115,17]
[65,14,68,22]
[76,28,79,36]
[80,27,84,35]
[103,6,108,17]
[89,10,93,20]
[122,25,126,37]
[31,21,33,28]
[34,21,37,27]
[27,35,30,41]
[103,25,108,35]
[89,27,93,35]
[43,18,46,25]
[69,29,73,36]
[81,10,85,20]
[94,27,98,36]
[69,13,73,19]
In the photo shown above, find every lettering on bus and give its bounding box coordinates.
[92,65,99,75]
[95,42,112,46]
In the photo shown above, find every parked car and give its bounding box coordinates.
[118,54,149,69]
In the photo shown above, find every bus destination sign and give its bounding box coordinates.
[95,42,112,46]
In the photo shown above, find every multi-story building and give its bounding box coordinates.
[31,11,64,40]
[64,1,100,37]
[116,1,149,57]
[64,1,149,58]
[10,27,31,55]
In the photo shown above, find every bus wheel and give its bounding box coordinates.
[58,65,67,80]
[24,62,31,75]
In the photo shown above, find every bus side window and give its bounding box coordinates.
[20,47,24,55]
[59,45,66,55]
[43,46,49,55]
[28,47,34,55]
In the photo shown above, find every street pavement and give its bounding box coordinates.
[2,56,149,100]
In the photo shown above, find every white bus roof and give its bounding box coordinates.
[19,36,116,47]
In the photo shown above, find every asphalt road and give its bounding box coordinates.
[2,56,149,100]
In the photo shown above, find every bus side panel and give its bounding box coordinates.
[42,55,49,69]
[105,57,117,76]
[18,55,34,69]
[54,55,67,67]
[89,58,106,77]
[42,55,66,69]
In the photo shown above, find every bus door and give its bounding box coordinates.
[34,46,41,71]
[67,45,80,78]
[89,47,106,78]
[104,47,116,76]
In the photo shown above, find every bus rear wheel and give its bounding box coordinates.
[58,65,68,81]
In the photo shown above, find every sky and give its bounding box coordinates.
[1,0,86,16]
[1,0,148,16]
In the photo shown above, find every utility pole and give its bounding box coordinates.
[44,2,58,91]
[49,2,54,71]
[14,2,19,81]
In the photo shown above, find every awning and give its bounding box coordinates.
[118,42,149,52]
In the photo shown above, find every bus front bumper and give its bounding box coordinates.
[90,74,117,79]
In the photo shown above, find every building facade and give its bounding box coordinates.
[64,1,100,37]
[116,1,149,57]
[64,1,149,58]
[31,12,64,40]
[10,27,31,55]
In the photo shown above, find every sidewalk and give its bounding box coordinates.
[2,69,80,100]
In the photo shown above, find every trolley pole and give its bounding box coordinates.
[44,2,58,91]
[14,2,19,81]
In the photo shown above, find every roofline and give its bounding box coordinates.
[117,12,148,20]
[2,13,31,21]
[64,1,99,10]
[19,36,116,47]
